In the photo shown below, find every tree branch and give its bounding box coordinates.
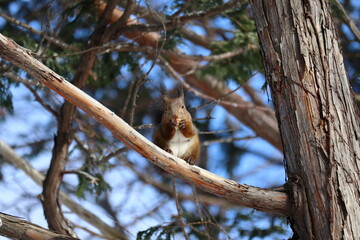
[0,139,128,239]
[41,1,122,234]
[97,4,283,151]
[0,33,290,215]
[108,0,242,34]
[0,212,78,240]
[332,0,360,42]
[0,11,77,51]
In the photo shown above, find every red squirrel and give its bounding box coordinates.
[153,87,200,165]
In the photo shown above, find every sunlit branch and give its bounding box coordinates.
[0,33,290,215]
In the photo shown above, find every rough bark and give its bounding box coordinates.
[250,0,360,239]
[0,33,290,216]
[0,212,77,240]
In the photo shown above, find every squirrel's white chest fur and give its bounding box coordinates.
[168,130,194,158]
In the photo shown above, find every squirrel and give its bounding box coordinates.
[153,87,200,165]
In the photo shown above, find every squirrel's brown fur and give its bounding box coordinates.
[153,87,200,165]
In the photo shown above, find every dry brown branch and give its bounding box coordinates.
[0,212,78,240]
[0,33,290,215]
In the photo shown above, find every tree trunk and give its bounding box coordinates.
[250,0,360,239]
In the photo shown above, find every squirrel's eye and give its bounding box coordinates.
[181,105,185,109]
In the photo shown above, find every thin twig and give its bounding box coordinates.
[192,72,258,111]
[23,82,59,117]
[192,187,212,239]
[193,116,215,121]
[41,43,152,59]
[202,135,258,146]
[36,0,56,55]
[124,198,169,227]
[63,170,99,184]
[10,138,52,149]
[332,0,360,42]
[125,0,168,126]
[0,11,77,51]
[172,178,190,240]
[1,68,58,117]
[72,223,114,240]
[182,45,258,62]
[133,123,155,129]
[199,128,238,134]
[119,3,213,49]
[1,66,37,85]
[159,56,272,112]
[115,0,242,33]
[128,75,147,126]
[121,78,135,119]
[122,157,236,207]
[99,147,127,164]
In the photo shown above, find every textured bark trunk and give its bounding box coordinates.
[250,0,360,239]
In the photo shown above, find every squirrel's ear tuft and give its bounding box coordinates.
[162,95,170,103]
[177,84,184,98]
[160,82,167,96]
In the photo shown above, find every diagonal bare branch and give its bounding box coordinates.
[0,33,290,215]
[332,0,360,42]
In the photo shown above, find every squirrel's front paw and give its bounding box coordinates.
[179,119,186,130]
[184,157,197,165]
[168,119,177,128]
[164,148,173,154]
